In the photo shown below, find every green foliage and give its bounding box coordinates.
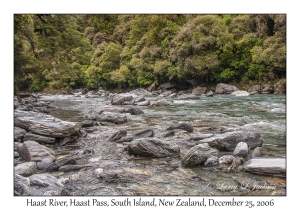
[14,14,286,92]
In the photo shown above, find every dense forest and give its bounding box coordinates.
[14,14,286,92]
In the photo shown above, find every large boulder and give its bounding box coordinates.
[181,143,219,166]
[23,133,55,144]
[127,138,180,158]
[96,112,127,124]
[18,141,55,162]
[14,173,64,196]
[215,83,239,94]
[200,131,263,151]
[14,126,27,142]
[167,122,193,132]
[15,162,37,177]
[14,110,81,138]
[243,158,286,177]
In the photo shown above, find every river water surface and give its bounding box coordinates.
[40,94,286,196]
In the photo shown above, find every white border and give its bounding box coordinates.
[2,0,298,209]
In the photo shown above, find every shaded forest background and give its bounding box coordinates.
[14,14,286,92]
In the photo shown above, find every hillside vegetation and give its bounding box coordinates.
[14,14,286,92]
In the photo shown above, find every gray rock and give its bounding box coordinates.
[159,90,172,97]
[219,155,234,164]
[181,143,219,166]
[18,141,55,162]
[59,136,78,146]
[164,130,175,137]
[14,126,27,142]
[45,157,76,172]
[15,173,64,196]
[15,162,37,176]
[37,157,54,170]
[136,100,150,106]
[96,112,127,124]
[200,131,263,151]
[107,130,127,142]
[127,138,180,158]
[248,85,261,94]
[192,86,206,95]
[129,88,152,96]
[215,83,239,94]
[186,133,214,141]
[116,129,154,143]
[230,91,250,97]
[133,129,154,139]
[81,120,94,127]
[111,93,146,105]
[151,99,171,106]
[251,147,262,157]
[14,110,81,138]
[233,142,249,158]
[58,164,93,172]
[204,156,219,166]
[23,133,55,144]
[28,173,64,195]
[14,174,30,195]
[205,90,214,97]
[243,158,286,177]
[100,108,126,113]
[167,122,193,132]
[177,94,200,100]
[125,108,144,115]
[262,84,275,94]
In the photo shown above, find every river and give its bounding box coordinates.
[39,93,286,196]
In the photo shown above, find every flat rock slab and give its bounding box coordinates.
[18,140,55,162]
[128,138,180,158]
[14,110,81,138]
[96,112,127,124]
[23,133,55,144]
[200,131,263,151]
[243,158,286,177]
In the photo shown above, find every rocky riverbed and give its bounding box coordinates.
[14,83,286,196]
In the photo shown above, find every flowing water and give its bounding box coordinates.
[40,94,286,196]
